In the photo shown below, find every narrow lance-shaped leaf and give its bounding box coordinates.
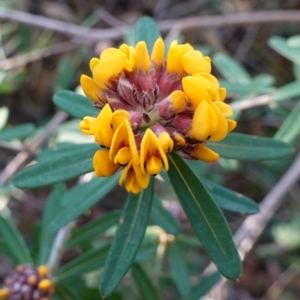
[38,184,66,265]
[201,178,259,215]
[0,123,35,141]
[268,36,300,64]
[100,178,154,296]
[207,133,294,160]
[274,101,300,143]
[54,283,82,300]
[48,175,119,232]
[168,153,242,279]
[13,143,99,188]
[131,263,161,300]
[65,210,121,248]
[53,90,99,119]
[56,244,110,281]
[186,272,220,300]
[150,195,181,235]
[135,16,160,53]
[167,242,190,296]
[213,53,252,84]
[219,81,272,95]
[0,216,32,264]
[273,81,300,102]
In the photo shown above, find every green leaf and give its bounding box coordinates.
[131,263,161,300]
[38,184,66,265]
[168,242,190,296]
[56,244,110,280]
[37,143,79,162]
[65,210,121,248]
[82,289,122,300]
[53,90,99,119]
[207,133,294,160]
[135,17,160,53]
[186,272,220,300]
[287,35,300,48]
[0,241,19,263]
[220,80,272,95]
[48,175,118,232]
[100,179,154,296]
[0,215,32,264]
[168,153,241,279]
[268,36,300,64]
[55,58,75,91]
[0,123,35,141]
[13,143,98,188]
[252,74,275,87]
[274,101,300,143]
[150,195,181,235]
[201,178,259,215]
[273,81,300,102]
[212,53,252,84]
[54,282,82,300]
[293,63,300,81]
[135,244,158,263]
[0,106,9,130]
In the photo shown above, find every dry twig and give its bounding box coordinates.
[230,94,274,111]
[0,111,68,186]
[0,41,81,70]
[202,153,300,300]
[1,9,300,41]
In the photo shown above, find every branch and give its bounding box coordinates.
[1,9,300,41]
[230,94,274,111]
[202,153,300,299]
[0,111,68,186]
[0,41,80,70]
[47,172,94,275]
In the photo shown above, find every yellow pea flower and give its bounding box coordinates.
[140,129,169,175]
[79,37,236,193]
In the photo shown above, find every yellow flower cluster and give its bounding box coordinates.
[80,38,236,193]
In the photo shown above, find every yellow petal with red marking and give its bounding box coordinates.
[140,129,168,174]
[109,119,139,166]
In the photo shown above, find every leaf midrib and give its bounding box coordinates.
[169,156,226,257]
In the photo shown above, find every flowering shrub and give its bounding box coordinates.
[2,16,296,299]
